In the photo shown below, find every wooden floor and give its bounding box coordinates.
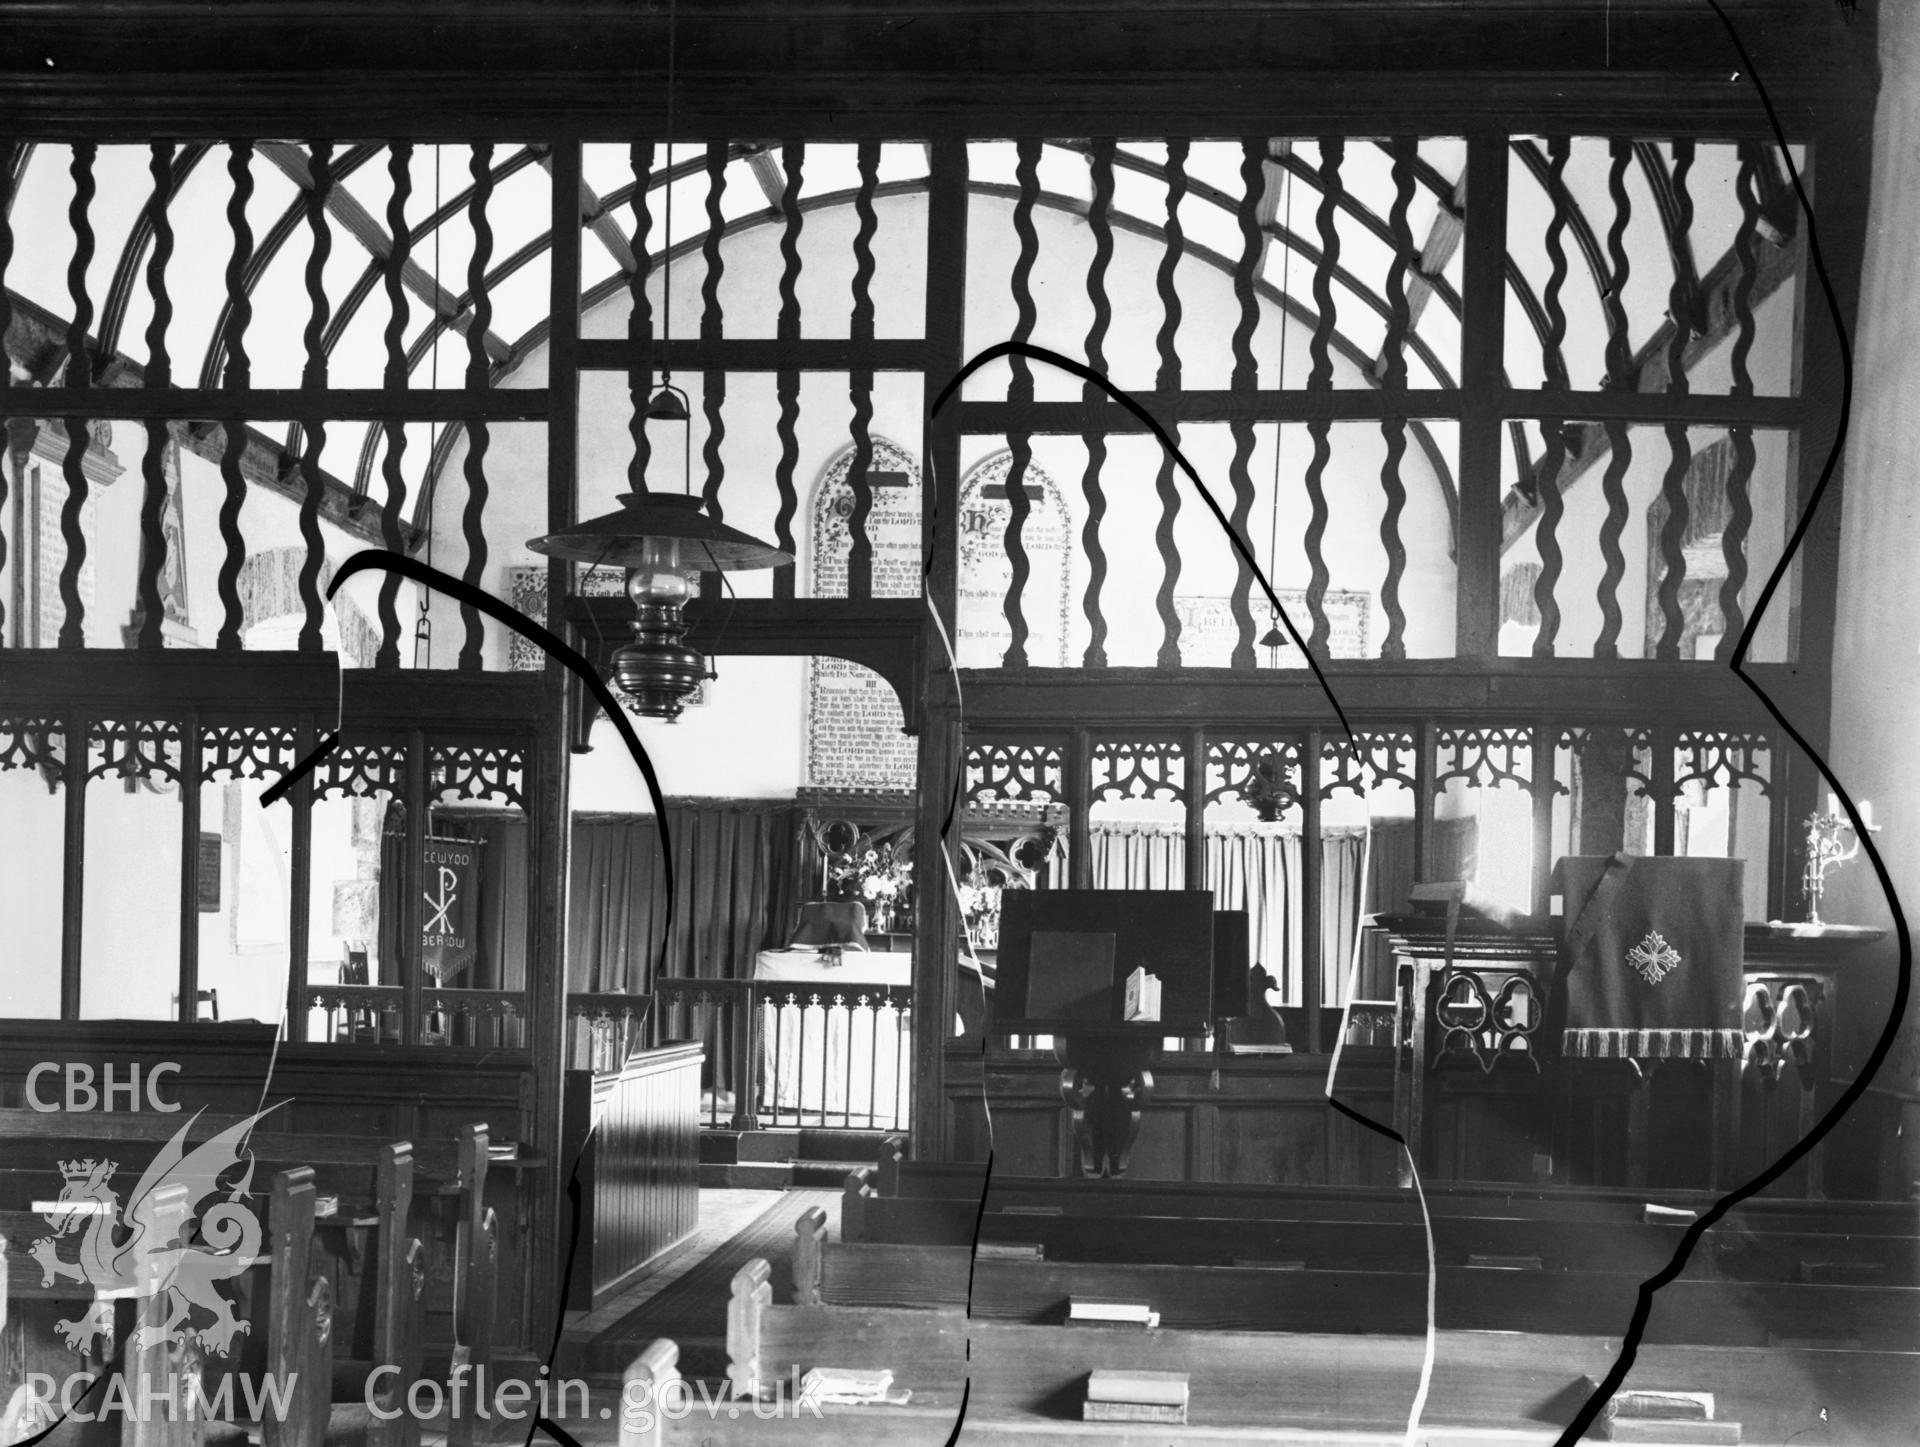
[543,1183,1914,1447]
[564,1187,842,1379]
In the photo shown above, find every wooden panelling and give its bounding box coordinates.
[978,1049,1401,1186]
[562,1042,702,1310]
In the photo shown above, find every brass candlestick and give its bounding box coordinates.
[1802,797,1878,926]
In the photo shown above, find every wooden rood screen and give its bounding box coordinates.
[0,131,1817,668]
[0,128,1828,1048]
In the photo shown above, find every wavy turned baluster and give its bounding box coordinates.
[1653,140,1696,661]
[1000,136,1042,669]
[699,142,728,528]
[133,142,177,652]
[762,143,798,598]
[375,142,413,670]
[1224,137,1266,670]
[1376,136,1418,662]
[1153,138,1189,668]
[1532,137,1573,657]
[211,141,254,652]
[1593,140,1635,660]
[1718,142,1764,662]
[845,141,880,603]
[295,140,334,656]
[1302,137,1344,658]
[459,142,496,671]
[628,139,656,498]
[0,143,15,638]
[58,143,97,649]
[1080,137,1115,668]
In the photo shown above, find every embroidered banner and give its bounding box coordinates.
[420,835,485,984]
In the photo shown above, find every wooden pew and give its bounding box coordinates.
[446,1126,497,1447]
[796,1211,1920,1349]
[631,1310,1920,1444]
[2,1165,340,1447]
[720,1258,965,1445]
[843,1176,1920,1289]
[0,1110,496,1376]
[1,1146,428,1447]
[0,1109,468,1212]
[875,1151,1920,1234]
[262,1168,336,1447]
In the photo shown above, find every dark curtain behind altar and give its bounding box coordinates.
[568,804,803,1087]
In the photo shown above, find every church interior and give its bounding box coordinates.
[1,1,1917,1443]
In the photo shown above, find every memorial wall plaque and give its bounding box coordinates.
[806,439,924,789]
[1173,589,1374,664]
[956,450,1072,669]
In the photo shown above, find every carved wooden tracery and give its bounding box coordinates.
[1090,737,1187,804]
[431,741,528,810]
[963,739,1067,805]
[1205,736,1303,814]
[1434,725,1535,795]
[1318,729,1417,798]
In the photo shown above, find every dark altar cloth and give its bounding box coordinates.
[1551,854,1745,1060]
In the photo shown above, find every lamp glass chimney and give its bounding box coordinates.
[626,535,692,605]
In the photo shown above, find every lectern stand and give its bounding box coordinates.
[1055,1030,1163,1177]
[992,889,1216,1180]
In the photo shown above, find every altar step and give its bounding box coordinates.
[698,1127,897,1189]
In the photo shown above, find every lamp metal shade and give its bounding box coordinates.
[527,492,792,571]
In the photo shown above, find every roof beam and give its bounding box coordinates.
[535,149,636,276]
[258,140,511,365]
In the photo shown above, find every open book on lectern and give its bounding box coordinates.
[994,889,1215,1034]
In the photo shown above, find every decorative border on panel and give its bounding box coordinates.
[1204,736,1302,814]
[87,717,184,784]
[1318,730,1416,798]
[1090,737,1187,804]
[1434,725,1537,795]
[1673,730,1771,797]
[200,723,298,784]
[431,741,528,810]
[963,738,1067,805]
[0,717,66,785]
[313,739,408,802]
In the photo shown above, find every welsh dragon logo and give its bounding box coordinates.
[30,1106,279,1357]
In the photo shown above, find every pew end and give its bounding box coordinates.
[791,1208,828,1306]
[840,1172,873,1244]
[620,1340,680,1447]
[875,1135,908,1197]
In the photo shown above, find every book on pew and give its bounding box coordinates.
[799,1368,910,1405]
[976,1241,1044,1261]
[1643,1203,1699,1224]
[1599,1421,1739,1444]
[1086,1370,1189,1407]
[1068,1297,1159,1328]
[1583,1379,1715,1420]
[1466,1253,1543,1271]
[1084,1401,1187,1424]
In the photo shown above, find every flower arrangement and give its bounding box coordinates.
[956,878,1005,949]
[828,843,913,929]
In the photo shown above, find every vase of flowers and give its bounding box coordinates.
[957,879,1004,949]
[827,842,913,933]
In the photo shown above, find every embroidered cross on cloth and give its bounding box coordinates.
[1551,856,1745,1060]
[1626,930,1682,985]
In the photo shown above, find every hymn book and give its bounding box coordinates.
[1123,966,1162,1022]
[1068,1297,1159,1328]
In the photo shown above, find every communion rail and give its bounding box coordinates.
[649,975,913,1133]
